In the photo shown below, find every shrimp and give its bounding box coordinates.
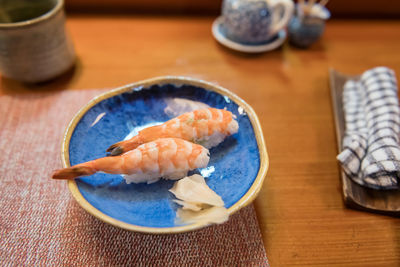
[107,108,239,156]
[52,138,210,184]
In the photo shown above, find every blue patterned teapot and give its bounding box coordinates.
[222,0,294,44]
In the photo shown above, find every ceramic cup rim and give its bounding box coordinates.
[0,0,63,29]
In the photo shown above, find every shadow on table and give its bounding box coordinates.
[214,39,285,59]
[60,199,269,266]
[0,57,82,96]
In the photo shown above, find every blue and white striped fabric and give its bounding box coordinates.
[337,67,400,189]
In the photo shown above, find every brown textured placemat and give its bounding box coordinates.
[0,89,269,267]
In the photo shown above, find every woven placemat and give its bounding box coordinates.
[0,89,269,266]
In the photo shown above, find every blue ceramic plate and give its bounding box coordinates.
[64,76,268,233]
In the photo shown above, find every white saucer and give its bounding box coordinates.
[211,16,287,53]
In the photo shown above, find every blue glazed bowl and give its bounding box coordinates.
[63,76,268,234]
[288,4,331,48]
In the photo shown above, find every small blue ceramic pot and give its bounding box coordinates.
[221,0,293,44]
[288,4,331,48]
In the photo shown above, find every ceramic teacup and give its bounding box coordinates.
[221,0,294,44]
[0,0,75,83]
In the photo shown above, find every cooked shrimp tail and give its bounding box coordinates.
[52,166,95,180]
[52,156,123,180]
[106,142,125,156]
[106,136,142,156]
[106,130,157,156]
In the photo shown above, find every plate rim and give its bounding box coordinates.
[63,76,269,234]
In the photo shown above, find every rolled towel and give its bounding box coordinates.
[337,67,400,189]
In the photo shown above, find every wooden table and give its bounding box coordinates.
[1,16,399,266]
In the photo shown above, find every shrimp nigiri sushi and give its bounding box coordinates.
[52,138,210,184]
[107,108,239,156]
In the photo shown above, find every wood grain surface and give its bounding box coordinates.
[1,16,399,266]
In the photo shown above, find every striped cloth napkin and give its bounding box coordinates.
[0,89,269,266]
[337,67,400,189]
